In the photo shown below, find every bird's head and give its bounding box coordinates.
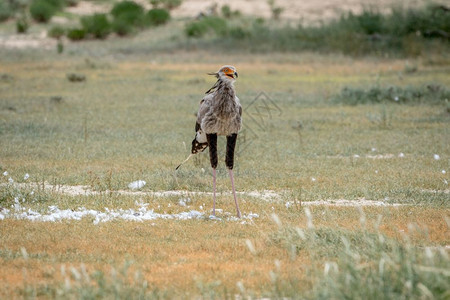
[209,65,238,82]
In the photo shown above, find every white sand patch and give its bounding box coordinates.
[0,201,260,224]
[65,1,110,15]
[171,0,437,24]
[128,180,146,190]
[0,33,56,50]
[299,198,403,207]
[3,183,409,211]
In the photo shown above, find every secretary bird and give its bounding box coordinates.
[176,65,242,218]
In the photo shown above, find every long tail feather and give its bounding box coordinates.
[175,154,193,170]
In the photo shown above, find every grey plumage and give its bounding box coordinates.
[198,81,242,136]
[176,65,242,169]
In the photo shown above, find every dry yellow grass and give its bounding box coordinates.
[1,204,448,297]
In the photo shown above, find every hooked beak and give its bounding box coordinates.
[225,71,238,79]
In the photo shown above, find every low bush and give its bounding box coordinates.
[185,16,227,37]
[66,28,86,40]
[0,0,13,22]
[111,1,145,26]
[81,13,111,39]
[65,0,78,7]
[45,0,64,10]
[221,5,240,18]
[16,18,29,33]
[29,0,57,23]
[48,25,65,38]
[112,17,134,36]
[146,8,170,26]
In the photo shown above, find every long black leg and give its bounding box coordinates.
[225,133,237,169]
[206,133,218,169]
[206,133,218,216]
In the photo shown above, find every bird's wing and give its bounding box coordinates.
[236,95,242,116]
[196,93,214,125]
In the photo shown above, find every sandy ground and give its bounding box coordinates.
[172,0,428,22]
[64,0,442,22]
[5,182,423,207]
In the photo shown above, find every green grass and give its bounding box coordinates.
[0,57,448,205]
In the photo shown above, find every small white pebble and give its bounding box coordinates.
[398,153,405,158]
[2,171,8,176]
[201,168,205,173]
[8,177,14,183]
[442,170,446,174]
[285,202,292,209]
[394,96,399,102]
[199,205,203,210]
[353,154,360,158]
[128,180,146,190]
[24,173,30,180]
[434,154,440,160]
[311,177,316,182]
[371,148,377,152]
[375,170,379,174]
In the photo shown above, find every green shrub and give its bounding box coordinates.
[48,25,65,39]
[185,16,227,37]
[65,0,78,7]
[229,26,250,39]
[16,18,29,33]
[220,5,241,18]
[81,13,111,39]
[221,5,232,18]
[0,0,13,22]
[185,20,208,37]
[112,17,134,36]
[66,28,86,40]
[29,0,56,23]
[45,0,64,10]
[146,8,170,26]
[111,1,144,19]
